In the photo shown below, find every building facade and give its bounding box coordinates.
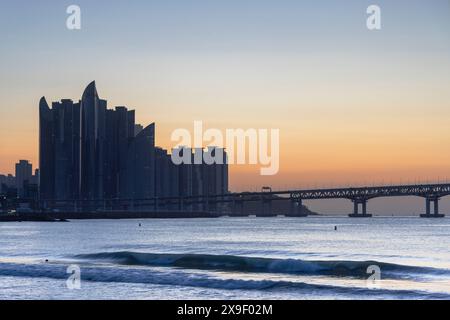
[15,160,32,198]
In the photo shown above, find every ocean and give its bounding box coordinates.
[0,216,449,300]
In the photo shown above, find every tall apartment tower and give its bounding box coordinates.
[126,123,156,199]
[38,81,229,210]
[15,160,32,198]
[39,97,54,200]
[79,81,107,200]
[39,97,80,200]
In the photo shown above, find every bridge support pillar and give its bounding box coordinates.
[288,198,307,217]
[232,199,245,216]
[260,197,264,216]
[421,197,445,218]
[258,196,273,217]
[259,198,274,217]
[353,201,358,215]
[298,199,304,216]
[204,197,209,213]
[349,199,372,218]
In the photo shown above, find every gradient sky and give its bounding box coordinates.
[1,0,449,214]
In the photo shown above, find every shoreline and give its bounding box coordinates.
[0,211,314,222]
[0,212,444,222]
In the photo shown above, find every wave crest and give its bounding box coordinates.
[73,251,449,278]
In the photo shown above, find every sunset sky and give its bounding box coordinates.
[1,0,449,214]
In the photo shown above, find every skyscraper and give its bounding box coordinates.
[52,99,80,200]
[39,97,54,200]
[79,81,107,200]
[39,97,80,201]
[105,106,136,199]
[15,160,32,198]
[38,81,229,211]
[126,123,156,200]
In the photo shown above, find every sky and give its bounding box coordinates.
[0,0,449,214]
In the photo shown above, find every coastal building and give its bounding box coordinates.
[39,97,55,200]
[79,82,107,200]
[38,81,229,210]
[52,99,80,200]
[15,160,32,198]
[125,123,156,200]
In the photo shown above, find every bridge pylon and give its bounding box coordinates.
[420,196,445,218]
[231,198,246,217]
[349,198,372,218]
[286,193,307,217]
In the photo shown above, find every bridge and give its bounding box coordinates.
[33,183,450,218]
[235,183,450,218]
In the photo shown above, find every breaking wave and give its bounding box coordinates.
[0,261,448,299]
[73,251,450,279]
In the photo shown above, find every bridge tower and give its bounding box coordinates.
[420,196,445,218]
[286,192,307,217]
[256,187,275,217]
[349,198,372,218]
[232,198,245,216]
[259,195,274,217]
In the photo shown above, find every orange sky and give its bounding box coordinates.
[1,1,450,195]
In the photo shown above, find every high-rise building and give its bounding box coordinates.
[38,81,229,211]
[155,147,171,198]
[39,96,80,200]
[80,81,107,200]
[31,169,39,185]
[53,99,80,200]
[39,97,54,200]
[134,124,143,137]
[126,123,156,200]
[0,175,9,192]
[174,147,193,199]
[105,106,136,199]
[15,160,32,198]
[6,174,15,188]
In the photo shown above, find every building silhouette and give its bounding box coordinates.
[15,160,32,198]
[38,81,228,210]
[0,174,15,190]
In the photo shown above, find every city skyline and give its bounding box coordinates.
[35,81,228,209]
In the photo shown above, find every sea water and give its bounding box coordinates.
[0,216,449,300]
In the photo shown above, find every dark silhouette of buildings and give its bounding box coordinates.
[38,81,228,209]
[0,174,16,190]
[0,162,39,210]
[0,174,17,202]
